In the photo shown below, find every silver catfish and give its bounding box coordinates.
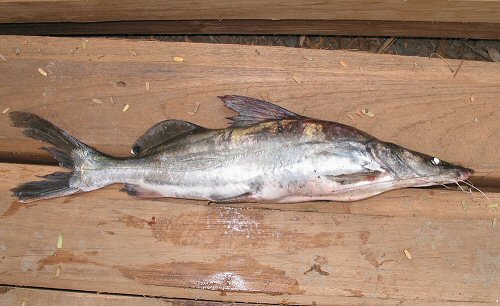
[11,95,473,203]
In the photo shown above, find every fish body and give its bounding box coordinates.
[10,95,473,203]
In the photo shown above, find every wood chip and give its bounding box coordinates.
[493,217,497,229]
[2,107,9,114]
[55,265,61,277]
[461,200,468,213]
[187,101,200,115]
[486,203,499,210]
[92,98,103,104]
[97,53,105,58]
[146,81,150,90]
[291,75,302,85]
[303,55,313,61]
[173,56,184,62]
[361,108,375,118]
[339,60,347,68]
[38,67,48,77]
[110,96,115,105]
[403,248,412,260]
[82,39,88,49]
[0,53,6,62]
[15,47,21,55]
[122,104,130,112]
[487,48,500,62]
[129,51,137,56]
[57,234,63,249]
[299,35,306,47]
[470,94,475,102]
[21,302,26,306]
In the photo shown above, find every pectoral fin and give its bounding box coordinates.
[325,172,382,185]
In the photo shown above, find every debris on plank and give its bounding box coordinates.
[403,248,412,260]
[38,67,48,77]
[339,60,347,68]
[346,113,354,121]
[361,108,375,118]
[173,56,184,62]
[122,104,130,112]
[291,75,302,85]
[55,265,62,277]
[2,107,9,114]
[57,234,63,249]
[303,55,313,61]
[493,217,497,229]
[486,203,499,210]
[487,48,500,62]
[92,98,103,104]
[129,51,137,56]
[0,53,6,62]
[146,81,150,90]
[15,47,21,55]
[303,263,329,276]
[461,200,468,213]
[82,39,88,49]
[299,35,306,47]
[470,94,475,102]
[187,101,201,115]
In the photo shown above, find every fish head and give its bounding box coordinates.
[368,141,474,187]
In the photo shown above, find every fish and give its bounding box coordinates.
[10,95,473,203]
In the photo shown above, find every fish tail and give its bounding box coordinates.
[9,111,106,203]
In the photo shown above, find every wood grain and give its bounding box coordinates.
[0,0,500,23]
[0,35,499,186]
[1,163,499,305]
[1,20,499,39]
[0,286,253,306]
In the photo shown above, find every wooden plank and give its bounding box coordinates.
[1,20,499,39]
[0,35,499,186]
[1,163,499,305]
[1,0,500,23]
[0,286,250,306]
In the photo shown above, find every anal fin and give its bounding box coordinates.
[121,184,163,199]
[213,192,257,203]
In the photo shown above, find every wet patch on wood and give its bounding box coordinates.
[147,207,343,250]
[37,250,100,271]
[116,255,303,295]
[118,215,149,229]
[2,201,24,217]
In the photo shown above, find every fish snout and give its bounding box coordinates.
[458,168,474,181]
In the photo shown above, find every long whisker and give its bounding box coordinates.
[460,180,491,203]
[453,181,467,194]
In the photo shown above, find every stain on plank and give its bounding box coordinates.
[117,255,303,295]
[148,207,343,250]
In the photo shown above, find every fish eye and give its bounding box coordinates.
[430,157,440,166]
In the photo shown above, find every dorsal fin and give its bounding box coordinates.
[218,95,304,127]
[132,119,203,155]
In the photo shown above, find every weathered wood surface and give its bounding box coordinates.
[1,20,499,39]
[1,163,499,305]
[0,35,499,187]
[0,0,499,23]
[0,286,250,306]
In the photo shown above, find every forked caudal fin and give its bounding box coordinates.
[9,112,101,203]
